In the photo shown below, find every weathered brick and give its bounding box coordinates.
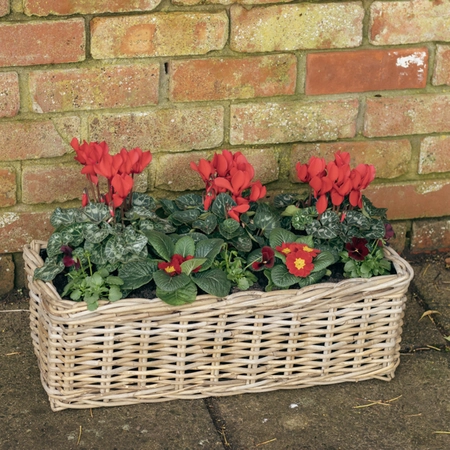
[389,221,409,255]
[0,255,15,296]
[89,107,224,154]
[0,72,20,118]
[366,180,450,220]
[432,45,450,86]
[0,211,53,253]
[24,0,161,16]
[411,219,450,253]
[173,0,288,5]
[418,136,450,174]
[306,48,428,95]
[0,118,80,161]
[0,167,16,207]
[29,64,159,113]
[170,54,296,102]
[230,99,358,145]
[0,19,85,67]
[156,147,279,191]
[364,94,450,138]
[290,140,412,182]
[0,0,9,17]
[230,4,363,53]
[370,0,450,45]
[91,12,228,59]
[22,164,87,205]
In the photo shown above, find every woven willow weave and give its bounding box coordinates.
[24,240,413,411]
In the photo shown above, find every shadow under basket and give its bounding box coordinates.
[24,240,414,411]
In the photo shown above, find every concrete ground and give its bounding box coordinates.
[1,253,449,450]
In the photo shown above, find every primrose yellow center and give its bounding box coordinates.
[165,265,176,274]
[294,257,306,270]
[282,248,291,254]
[302,246,314,252]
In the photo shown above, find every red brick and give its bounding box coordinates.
[0,255,14,295]
[230,4,363,53]
[0,19,85,67]
[432,45,450,86]
[24,0,161,15]
[170,54,296,102]
[306,48,428,95]
[0,167,16,207]
[0,0,9,17]
[370,0,450,45]
[0,72,20,118]
[29,64,159,113]
[0,211,53,253]
[364,94,450,138]
[22,164,87,205]
[418,136,450,174]
[91,12,227,59]
[230,99,358,145]
[0,118,80,161]
[366,180,450,220]
[88,107,224,154]
[290,140,412,182]
[156,147,279,191]
[411,219,450,253]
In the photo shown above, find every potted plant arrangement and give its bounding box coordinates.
[24,139,414,411]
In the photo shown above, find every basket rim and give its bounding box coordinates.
[24,240,414,319]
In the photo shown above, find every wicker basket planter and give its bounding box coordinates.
[24,239,413,411]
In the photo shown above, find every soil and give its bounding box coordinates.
[1,251,450,449]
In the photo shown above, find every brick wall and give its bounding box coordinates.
[1,0,450,290]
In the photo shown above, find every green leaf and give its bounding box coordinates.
[123,227,148,254]
[104,235,126,264]
[153,219,177,234]
[175,194,203,209]
[108,285,122,302]
[311,251,337,272]
[194,238,224,270]
[61,223,85,247]
[50,207,83,228]
[174,235,195,257]
[192,268,231,297]
[291,207,317,231]
[180,258,207,275]
[362,196,387,220]
[211,193,236,219]
[269,228,297,248]
[153,271,191,292]
[84,241,108,265]
[156,282,197,305]
[119,258,158,290]
[82,203,110,223]
[46,232,67,257]
[171,209,201,224]
[294,235,315,247]
[231,235,253,253]
[132,192,158,210]
[192,214,217,235]
[219,218,243,239]
[297,269,327,287]
[84,222,111,244]
[159,198,179,215]
[270,265,300,288]
[145,230,175,261]
[253,203,280,237]
[126,206,158,220]
[33,258,65,281]
[274,193,302,208]
[281,205,300,217]
[105,276,124,286]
